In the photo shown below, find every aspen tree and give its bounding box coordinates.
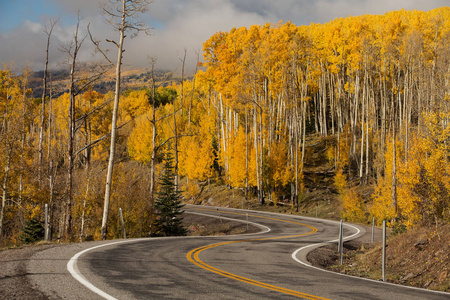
[94,0,151,240]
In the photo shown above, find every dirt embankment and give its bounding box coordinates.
[308,223,450,293]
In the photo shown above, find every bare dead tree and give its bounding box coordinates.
[91,0,151,240]
[59,12,86,239]
[188,49,201,128]
[173,49,187,192]
[38,18,57,187]
[148,57,157,204]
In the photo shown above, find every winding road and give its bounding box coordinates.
[27,205,449,299]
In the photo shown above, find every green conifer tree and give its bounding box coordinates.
[20,219,45,244]
[153,150,187,236]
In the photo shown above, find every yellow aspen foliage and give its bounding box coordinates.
[334,167,347,194]
[341,188,366,222]
[127,112,155,164]
[334,168,366,222]
[184,180,201,201]
[269,139,289,188]
[228,127,248,188]
[247,145,258,187]
[370,113,450,227]
[370,138,401,225]
[337,126,352,169]
[395,135,423,227]
[24,204,42,221]
[179,135,214,181]
[120,89,150,122]
[282,165,294,187]
[179,108,216,182]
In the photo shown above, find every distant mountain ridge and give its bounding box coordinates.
[27,65,187,99]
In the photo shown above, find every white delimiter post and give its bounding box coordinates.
[217,208,222,224]
[339,220,343,265]
[119,208,126,239]
[337,220,341,252]
[44,204,49,241]
[371,217,375,243]
[382,220,386,282]
[246,213,248,231]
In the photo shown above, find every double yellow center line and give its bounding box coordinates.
[186,209,329,299]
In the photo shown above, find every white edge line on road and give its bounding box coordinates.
[184,211,271,235]
[67,238,142,300]
[291,222,450,296]
[67,209,270,300]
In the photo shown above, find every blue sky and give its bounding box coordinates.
[1,1,54,31]
[0,0,80,32]
[0,0,449,72]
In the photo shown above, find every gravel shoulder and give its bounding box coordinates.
[0,243,52,300]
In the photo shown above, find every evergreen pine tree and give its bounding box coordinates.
[153,150,187,236]
[20,219,45,244]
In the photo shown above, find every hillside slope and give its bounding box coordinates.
[186,134,449,293]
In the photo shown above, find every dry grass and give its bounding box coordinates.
[327,223,450,292]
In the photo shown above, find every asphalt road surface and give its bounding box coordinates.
[27,205,450,299]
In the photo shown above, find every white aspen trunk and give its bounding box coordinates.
[101,1,126,240]
[48,161,54,240]
[391,73,398,216]
[245,105,249,201]
[301,99,307,170]
[329,70,335,136]
[47,80,53,163]
[392,126,397,215]
[365,81,370,182]
[149,61,157,224]
[173,93,179,191]
[19,71,29,206]
[322,67,328,136]
[353,73,360,156]
[295,106,299,212]
[259,97,264,205]
[360,65,367,184]
[0,147,12,241]
[80,176,90,242]
[254,104,261,204]
[219,94,228,174]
